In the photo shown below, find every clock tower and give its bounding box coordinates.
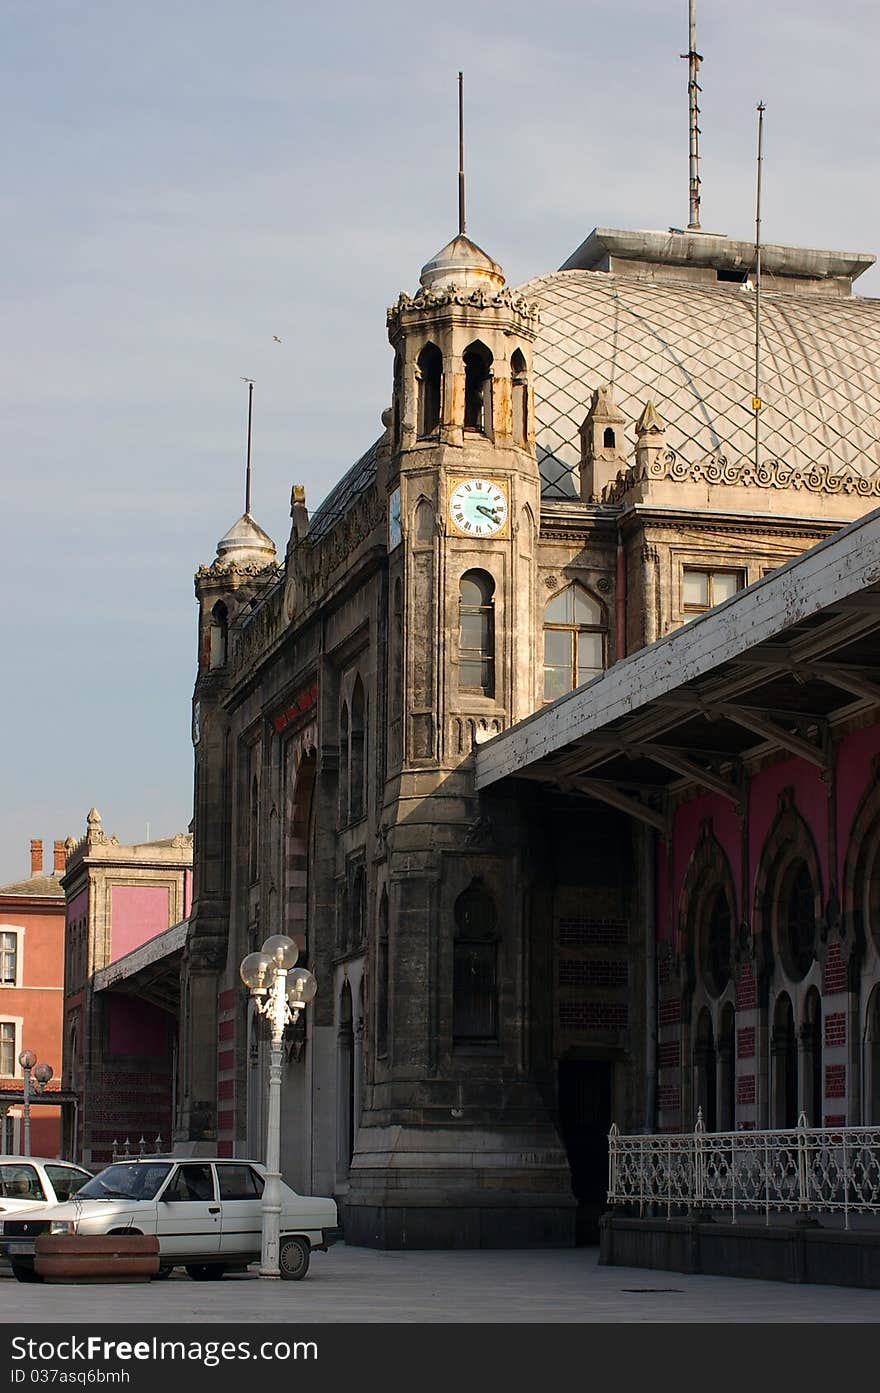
[346,235,576,1249]
[385,232,542,762]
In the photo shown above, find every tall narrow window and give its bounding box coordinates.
[416,343,443,438]
[350,678,366,821]
[392,352,402,448]
[700,888,731,997]
[338,703,349,826]
[0,933,17,985]
[453,882,499,1043]
[351,865,366,949]
[511,348,528,447]
[209,601,228,668]
[459,571,495,697]
[543,584,606,701]
[603,426,616,449]
[778,858,816,981]
[463,341,493,434]
[249,774,260,883]
[376,890,389,1058]
[0,1023,14,1077]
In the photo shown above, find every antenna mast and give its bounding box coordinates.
[682,0,702,229]
[753,102,765,472]
[458,71,466,237]
[241,377,255,516]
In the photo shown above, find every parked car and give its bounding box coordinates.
[0,1156,339,1283]
[0,1157,92,1215]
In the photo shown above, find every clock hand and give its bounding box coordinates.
[475,503,499,521]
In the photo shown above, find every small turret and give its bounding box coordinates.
[580,386,628,501]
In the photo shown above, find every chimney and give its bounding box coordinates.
[30,839,43,875]
[53,840,66,874]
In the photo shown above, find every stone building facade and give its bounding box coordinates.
[177,223,880,1245]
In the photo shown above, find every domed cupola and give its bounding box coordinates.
[419,234,505,294]
[214,513,276,568]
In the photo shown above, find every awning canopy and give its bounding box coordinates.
[476,506,880,832]
[92,919,187,1015]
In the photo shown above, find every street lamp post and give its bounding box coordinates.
[239,935,317,1279]
[18,1051,54,1157]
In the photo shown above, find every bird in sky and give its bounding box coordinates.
[273,335,282,343]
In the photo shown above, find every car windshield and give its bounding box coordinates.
[78,1162,172,1201]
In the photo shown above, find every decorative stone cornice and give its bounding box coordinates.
[195,559,281,585]
[603,450,880,505]
[387,284,539,328]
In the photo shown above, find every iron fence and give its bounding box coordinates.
[607,1110,880,1228]
[110,1135,165,1162]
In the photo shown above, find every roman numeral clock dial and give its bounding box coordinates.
[447,477,510,539]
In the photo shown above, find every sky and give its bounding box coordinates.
[2,0,879,886]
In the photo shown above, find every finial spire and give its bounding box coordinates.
[458,71,466,237]
[682,0,702,229]
[240,377,255,516]
[753,101,766,472]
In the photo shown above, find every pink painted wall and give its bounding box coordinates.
[183,870,192,919]
[110,884,170,962]
[667,792,743,946]
[748,757,828,900]
[836,725,880,877]
[107,996,169,1058]
[66,887,87,933]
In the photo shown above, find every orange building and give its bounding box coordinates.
[0,840,68,1156]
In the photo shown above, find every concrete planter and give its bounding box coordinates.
[34,1234,160,1283]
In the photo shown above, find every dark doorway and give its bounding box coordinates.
[557,1059,612,1245]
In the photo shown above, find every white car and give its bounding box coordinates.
[0,1156,92,1215]
[0,1157,339,1283]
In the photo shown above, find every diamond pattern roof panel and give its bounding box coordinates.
[515,271,880,496]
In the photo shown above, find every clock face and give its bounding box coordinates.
[447,477,509,538]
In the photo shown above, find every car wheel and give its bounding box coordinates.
[10,1262,43,1284]
[279,1236,310,1280]
[185,1264,226,1281]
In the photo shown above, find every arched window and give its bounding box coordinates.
[350,678,366,821]
[351,865,366,949]
[603,426,616,450]
[338,703,349,827]
[772,992,798,1128]
[694,1008,717,1131]
[511,348,528,447]
[803,987,822,1126]
[338,982,355,1170]
[543,584,606,702]
[376,889,389,1059]
[416,343,443,438]
[777,858,816,981]
[209,601,228,669]
[699,887,732,998]
[392,352,402,448]
[453,881,499,1043]
[463,341,493,435]
[719,1003,736,1131]
[459,571,495,697]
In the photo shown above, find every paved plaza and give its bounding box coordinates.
[2,1245,879,1323]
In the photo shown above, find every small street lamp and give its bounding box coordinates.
[18,1051,54,1157]
[239,935,317,1279]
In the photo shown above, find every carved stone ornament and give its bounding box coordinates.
[387,285,539,327]
[602,449,880,505]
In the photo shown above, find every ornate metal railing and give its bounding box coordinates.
[111,1135,165,1162]
[607,1110,880,1228]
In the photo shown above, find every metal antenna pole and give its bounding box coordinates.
[241,378,255,516]
[753,102,765,473]
[458,71,466,237]
[682,0,702,229]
